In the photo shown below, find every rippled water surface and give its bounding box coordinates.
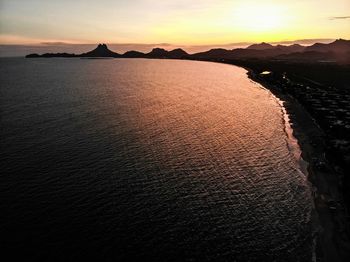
[1,58,313,261]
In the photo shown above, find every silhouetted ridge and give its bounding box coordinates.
[275,44,305,53]
[273,39,350,63]
[122,50,146,58]
[305,39,350,53]
[168,48,189,58]
[191,48,232,59]
[247,42,274,50]
[80,43,121,57]
[146,48,169,58]
[25,39,350,63]
[25,52,76,58]
[123,48,189,59]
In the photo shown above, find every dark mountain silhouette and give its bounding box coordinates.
[247,42,274,50]
[25,40,350,63]
[25,44,189,59]
[275,44,305,53]
[190,44,306,60]
[26,52,76,58]
[25,43,119,58]
[275,39,350,63]
[146,48,169,58]
[122,50,146,58]
[145,48,169,58]
[190,40,349,62]
[191,48,232,60]
[80,43,121,57]
[122,48,189,59]
[168,48,189,59]
[305,39,350,53]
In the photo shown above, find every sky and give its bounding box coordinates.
[0,0,349,54]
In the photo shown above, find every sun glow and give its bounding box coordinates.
[1,0,350,46]
[233,3,285,32]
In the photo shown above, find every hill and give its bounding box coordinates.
[25,39,350,63]
[80,43,121,57]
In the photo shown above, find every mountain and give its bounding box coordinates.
[25,44,188,59]
[190,45,306,60]
[26,43,121,58]
[247,42,304,52]
[305,39,350,53]
[121,48,188,59]
[191,40,349,63]
[122,50,146,58]
[275,44,305,53]
[191,48,232,60]
[143,48,189,59]
[146,48,169,58]
[25,40,350,63]
[273,39,350,63]
[25,52,76,58]
[80,43,121,57]
[168,48,189,59]
[247,42,274,50]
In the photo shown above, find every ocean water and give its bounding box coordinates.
[0,58,313,261]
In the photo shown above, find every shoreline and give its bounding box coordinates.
[246,69,350,262]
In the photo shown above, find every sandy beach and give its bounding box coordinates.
[247,70,350,262]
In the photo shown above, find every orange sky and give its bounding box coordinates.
[0,0,349,45]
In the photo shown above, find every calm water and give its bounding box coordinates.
[1,58,313,261]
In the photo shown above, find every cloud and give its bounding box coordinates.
[329,16,350,20]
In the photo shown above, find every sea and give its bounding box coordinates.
[0,58,314,261]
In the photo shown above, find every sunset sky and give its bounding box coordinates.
[0,0,349,45]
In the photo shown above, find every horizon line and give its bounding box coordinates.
[0,38,339,47]
[0,38,346,57]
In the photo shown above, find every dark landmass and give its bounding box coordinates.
[80,43,121,57]
[25,39,350,261]
[191,39,350,63]
[216,58,350,262]
[26,39,350,64]
[241,65,350,262]
[123,50,147,58]
[246,42,275,50]
[146,47,170,58]
[167,48,189,59]
[26,44,190,60]
[26,52,76,58]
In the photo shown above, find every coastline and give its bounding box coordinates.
[246,69,350,262]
